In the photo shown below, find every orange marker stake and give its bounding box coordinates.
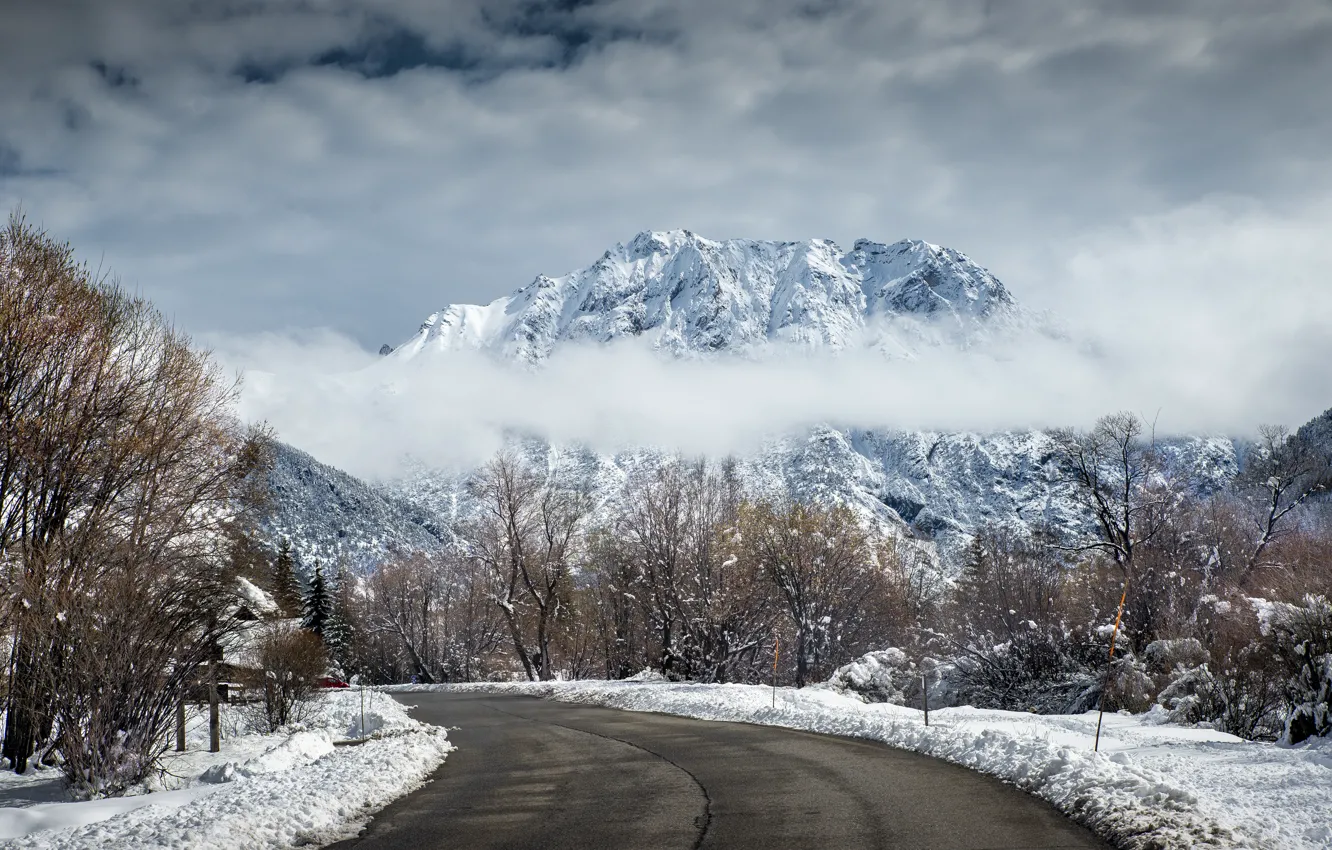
[1094,579,1130,752]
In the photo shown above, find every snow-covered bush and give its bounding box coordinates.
[1144,638,1209,672]
[827,648,914,703]
[826,649,958,708]
[951,630,1102,713]
[942,528,1106,713]
[1262,594,1332,744]
[1154,663,1214,723]
[1146,638,1215,724]
[1145,639,1225,728]
[1100,652,1154,713]
[1147,611,1286,741]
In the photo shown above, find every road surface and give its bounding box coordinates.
[329,691,1110,850]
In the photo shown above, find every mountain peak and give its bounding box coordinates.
[391,230,1024,364]
[627,228,695,248]
[848,238,1014,321]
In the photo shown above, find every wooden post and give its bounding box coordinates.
[175,700,186,752]
[209,660,221,754]
[772,636,779,709]
[922,673,929,727]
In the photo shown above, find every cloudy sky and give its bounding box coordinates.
[3,0,1332,462]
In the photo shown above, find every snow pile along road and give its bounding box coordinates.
[385,680,1332,850]
[0,689,451,849]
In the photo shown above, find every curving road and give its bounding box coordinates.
[329,692,1110,850]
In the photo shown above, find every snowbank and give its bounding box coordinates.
[385,680,1332,850]
[0,689,451,849]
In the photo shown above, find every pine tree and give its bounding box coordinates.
[322,563,355,668]
[302,561,331,638]
[272,539,304,618]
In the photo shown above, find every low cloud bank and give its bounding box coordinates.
[211,329,1329,482]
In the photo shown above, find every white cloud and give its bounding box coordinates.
[1045,195,1332,429]
[212,187,1332,481]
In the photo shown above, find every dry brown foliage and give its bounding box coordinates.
[243,626,329,733]
[1,213,263,792]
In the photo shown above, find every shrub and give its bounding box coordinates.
[243,626,328,733]
[1150,615,1286,741]
[1262,594,1332,744]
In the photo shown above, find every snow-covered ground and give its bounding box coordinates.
[386,680,1332,850]
[0,689,451,848]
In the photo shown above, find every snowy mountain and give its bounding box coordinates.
[263,230,1240,569]
[389,230,1026,364]
[264,423,1239,573]
[377,427,1236,567]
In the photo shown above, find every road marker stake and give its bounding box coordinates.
[1094,578,1130,753]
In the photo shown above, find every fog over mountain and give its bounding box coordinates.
[240,230,1255,569]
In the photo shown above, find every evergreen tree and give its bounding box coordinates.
[272,539,304,617]
[323,563,355,668]
[302,561,331,638]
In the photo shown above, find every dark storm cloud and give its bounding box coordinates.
[2,0,1331,432]
[228,2,658,84]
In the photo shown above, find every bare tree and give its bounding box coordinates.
[1047,412,1190,655]
[364,552,442,682]
[583,530,647,679]
[615,460,777,682]
[1049,412,1173,573]
[243,625,329,733]
[1,213,258,789]
[740,500,892,687]
[464,453,589,681]
[618,461,691,677]
[1231,424,1332,584]
[362,549,506,682]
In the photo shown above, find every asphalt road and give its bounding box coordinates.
[328,692,1111,850]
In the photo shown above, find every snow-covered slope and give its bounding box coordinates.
[1296,406,1332,458]
[380,427,1236,569]
[0,691,451,849]
[389,230,1025,364]
[263,441,448,569]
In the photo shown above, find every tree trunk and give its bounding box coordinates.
[397,633,436,684]
[176,700,186,752]
[795,629,810,688]
[537,607,553,681]
[3,634,45,774]
[500,603,536,681]
[659,618,675,676]
[208,661,220,754]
